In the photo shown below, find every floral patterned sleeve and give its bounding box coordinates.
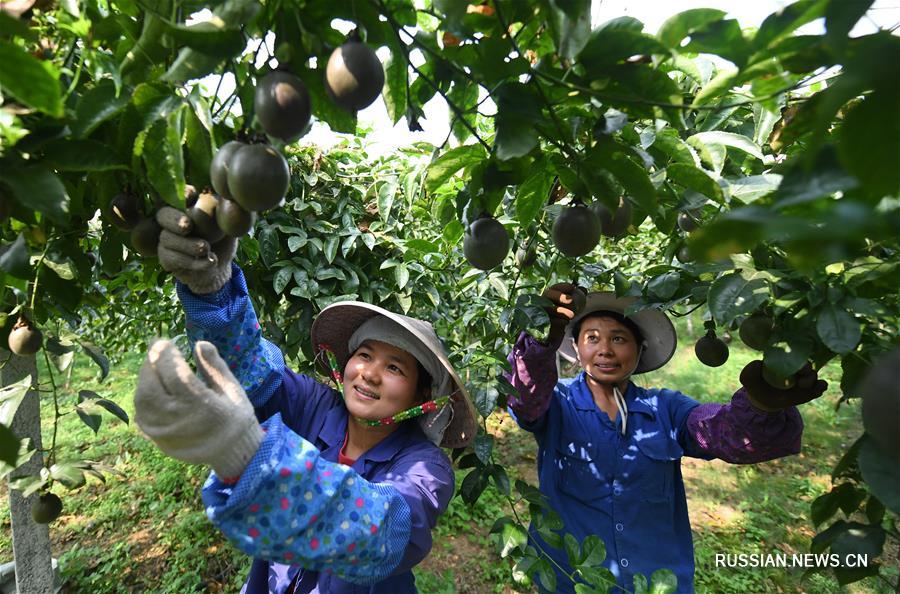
[177,263,284,409]
[203,414,412,585]
[683,387,804,463]
[504,331,559,424]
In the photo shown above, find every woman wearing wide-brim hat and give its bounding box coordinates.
[505,283,827,594]
[132,208,476,594]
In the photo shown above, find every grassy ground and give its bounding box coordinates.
[0,335,896,593]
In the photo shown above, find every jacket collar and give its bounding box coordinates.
[572,373,656,419]
[318,403,424,466]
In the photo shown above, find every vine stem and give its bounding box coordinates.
[41,346,60,470]
[371,0,492,151]
[28,244,52,314]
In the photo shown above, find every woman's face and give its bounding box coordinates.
[574,316,640,384]
[343,339,422,421]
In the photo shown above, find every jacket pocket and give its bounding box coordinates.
[632,435,682,502]
[553,440,611,505]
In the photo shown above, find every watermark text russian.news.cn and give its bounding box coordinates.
[714,553,869,569]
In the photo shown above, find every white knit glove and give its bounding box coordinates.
[134,339,264,479]
[156,207,237,294]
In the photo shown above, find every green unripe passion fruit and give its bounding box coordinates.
[589,197,632,238]
[187,191,225,243]
[552,204,601,257]
[255,70,312,142]
[463,217,509,270]
[31,492,62,524]
[209,141,246,201]
[739,314,775,351]
[226,144,290,212]
[7,317,43,356]
[216,198,256,238]
[325,41,385,112]
[694,332,729,367]
[860,348,900,458]
[130,217,162,258]
[675,245,692,264]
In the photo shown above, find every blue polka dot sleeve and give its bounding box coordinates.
[202,414,412,585]
[177,263,284,408]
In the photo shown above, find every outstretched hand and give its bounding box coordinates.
[156,207,237,294]
[134,339,263,479]
[740,360,828,412]
[541,283,586,349]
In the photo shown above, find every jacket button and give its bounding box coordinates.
[621,558,629,568]
[616,523,624,532]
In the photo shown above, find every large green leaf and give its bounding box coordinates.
[0,376,31,427]
[0,234,31,279]
[657,8,726,48]
[72,80,131,138]
[0,40,63,117]
[579,29,669,75]
[858,437,900,514]
[752,0,828,52]
[425,144,487,193]
[494,83,542,161]
[839,89,900,199]
[163,19,244,55]
[825,0,875,42]
[0,423,20,468]
[686,132,764,160]
[707,271,770,326]
[602,153,656,213]
[666,163,724,203]
[816,303,861,354]
[682,19,752,68]
[383,51,408,125]
[515,165,553,228]
[142,109,185,208]
[548,0,591,61]
[42,139,128,171]
[0,165,70,224]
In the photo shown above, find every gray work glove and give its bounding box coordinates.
[134,339,264,479]
[156,207,237,294]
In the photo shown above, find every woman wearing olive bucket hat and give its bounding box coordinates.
[132,212,476,594]
[505,283,828,594]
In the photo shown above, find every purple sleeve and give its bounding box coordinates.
[504,331,559,424]
[684,387,803,464]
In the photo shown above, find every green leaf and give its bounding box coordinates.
[666,164,724,203]
[42,139,128,171]
[686,132,763,160]
[72,80,131,138]
[581,535,606,566]
[95,399,129,425]
[163,20,244,55]
[682,19,751,68]
[811,489,842,527]
[0,40,63,117]
[647,272,680,300]
[515,166,553,228]
[763,336,813,377]
[494,519,528,558]
[383,51,408,125]
[0,234,31,279]
[649,569,678,594]
[473,386,498,417]
[858,437,900,514]
[825,0,875,42]
[473,433,493,464]
[425,144,487,193]
[579,29,669,75]
[394,263,409,290]
[79,341,109,381]
[0,165,70,224]
[50,462,87,488]
[0,376,31,427]
[773,147,858,207]
[548,0,592,61]
[0,423,21,468]
[184,100,213,189]
[495,82,543,161]
[707,271,770,326]
[324,236,340,264]
[564,533,581,567]
[601,153,657,213]
[143,109,186,208]
[753,0,828,51]
[658,8,726,48]
[816,304,861,354]
[728,174,781,204]
[0,11,37,40]
[839,90,900,199]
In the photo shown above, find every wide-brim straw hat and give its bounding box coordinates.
[310,301,477,448]
[558,292,677,374]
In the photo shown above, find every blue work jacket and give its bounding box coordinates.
[512,373,706,593]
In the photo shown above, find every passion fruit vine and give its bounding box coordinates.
[463,216,509,270]
[325,40,385,112]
